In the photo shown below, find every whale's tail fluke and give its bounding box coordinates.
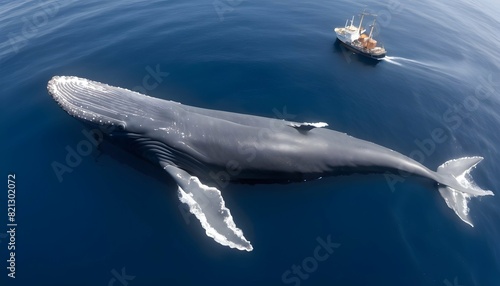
[436,157,494,227]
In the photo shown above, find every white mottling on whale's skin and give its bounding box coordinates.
[48,76,494,251]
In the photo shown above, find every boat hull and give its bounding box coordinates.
[335,36,386,60]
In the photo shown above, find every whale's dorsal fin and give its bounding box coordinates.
[162,164,253,251]
[287,122,329,132]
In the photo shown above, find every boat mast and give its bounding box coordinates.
[350,16,354,26]
[345,19,348,28]
[358,12,365,32]
[369,18,376,38]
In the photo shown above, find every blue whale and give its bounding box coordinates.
[48,76,494,251]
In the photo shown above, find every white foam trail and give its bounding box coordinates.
[382,56,454,76]
[382,56,430,67]
[382,56,403,66]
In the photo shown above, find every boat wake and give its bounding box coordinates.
[382,55,466,81]
[382,56,428,67]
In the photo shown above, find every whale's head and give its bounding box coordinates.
[48,76,138,130]
[48,76,175,134]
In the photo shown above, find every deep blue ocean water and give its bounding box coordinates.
[1,0,500,285]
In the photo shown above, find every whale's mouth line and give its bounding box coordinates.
[48,76,131,127]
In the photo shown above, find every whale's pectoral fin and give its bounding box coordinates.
[287,122,329,132]
[163,164,253,251]
[437,157,494,227]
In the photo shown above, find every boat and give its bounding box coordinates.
[334,12,386,59]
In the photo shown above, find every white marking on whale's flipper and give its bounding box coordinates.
[163,165,253,251]
[437,157,494,227]
[287,122,328,131]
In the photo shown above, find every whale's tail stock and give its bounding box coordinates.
[436,156,494,226]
